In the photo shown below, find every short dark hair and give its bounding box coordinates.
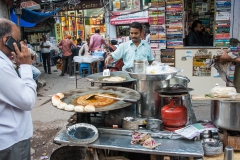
[95,29,100,33]
[111,40,118,45]
[192,20,202,30]
[130,22,142,32]
[0,21,12,39]
[77,38,82,43]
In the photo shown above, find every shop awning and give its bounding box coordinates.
[21,8,60,23]
[10,8,36,28]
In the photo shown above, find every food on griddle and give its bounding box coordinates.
[52,95,60,101]
[102,76,126,82]
[74,105,84,112]
[56,92,64,99]
[77,93,116,107]
[57,102,67,110]
[84,105,96,112]
[52,93,65,106]
[65,104,75,111]
[52,95,61,106]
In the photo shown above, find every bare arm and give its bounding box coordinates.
[102,38,109,47]
[89,37,93,51]
[57,41,62,49]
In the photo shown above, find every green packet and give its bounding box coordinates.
[205,94,214,98]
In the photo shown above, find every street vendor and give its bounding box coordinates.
[105,22,154,70]
[215,49,240,92]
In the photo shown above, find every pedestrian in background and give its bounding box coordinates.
[20,40,41,82]
[40,35,51,74]
[57,34,76,76]
[145,30,150,44]
[79,38,91,56]
[89,29,109,52]
[0,18,37,160]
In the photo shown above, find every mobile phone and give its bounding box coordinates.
[5,36,21,53]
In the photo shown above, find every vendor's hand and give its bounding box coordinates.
[105,55,113,66]
[217,49,232,63]
[12,42,31,65]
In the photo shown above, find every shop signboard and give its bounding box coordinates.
[110,10,149,25]
[24,23,45,32]
[59,0,102,11]
[54,23,62,43]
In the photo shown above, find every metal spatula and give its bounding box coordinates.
[85,94,137,103]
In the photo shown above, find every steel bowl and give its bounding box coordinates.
[146,118,163,132]
[66,123,98,144]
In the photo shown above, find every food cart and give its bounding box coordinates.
[50,63,239,159]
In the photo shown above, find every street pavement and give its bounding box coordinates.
[32,65,211,124]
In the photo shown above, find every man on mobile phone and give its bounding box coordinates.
[0,18,37,160]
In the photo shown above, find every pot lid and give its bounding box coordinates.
[157,84,194,95]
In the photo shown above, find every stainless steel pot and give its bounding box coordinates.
[211,100,240,131]
[169,75,190,87]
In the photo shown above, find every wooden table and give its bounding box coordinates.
[191,94,240,101]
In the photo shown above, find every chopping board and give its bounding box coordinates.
[192,94,240,101]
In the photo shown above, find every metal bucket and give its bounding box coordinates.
[211,100,240,131]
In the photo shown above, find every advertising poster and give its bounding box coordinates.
[192,49,211,76]
[54,23,62,43]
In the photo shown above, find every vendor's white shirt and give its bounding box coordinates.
[40,41,51,53]
[0,50,37,150]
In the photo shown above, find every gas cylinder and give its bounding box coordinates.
[161,99,187,128]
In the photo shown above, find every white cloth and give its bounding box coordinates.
[0,50,37,150]
[73,55,104,63]
[78,44,90,56]
[40,41,51,53]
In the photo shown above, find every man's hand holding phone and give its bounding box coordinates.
[12,41,31,66]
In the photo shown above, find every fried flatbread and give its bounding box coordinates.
[76,93,116,108]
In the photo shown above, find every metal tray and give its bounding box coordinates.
[67,123,98,144]
[86,71,136,83]
[53,86,141,113]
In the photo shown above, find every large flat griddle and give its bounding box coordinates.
[86,71,136,83]
[53,86,140,113]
